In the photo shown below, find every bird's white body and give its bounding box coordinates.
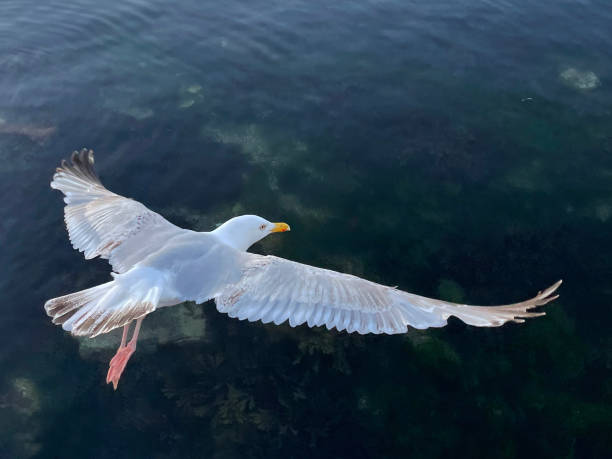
[133,230,243,307]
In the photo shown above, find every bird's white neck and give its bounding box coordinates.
[211,220,259,251]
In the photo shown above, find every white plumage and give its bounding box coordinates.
[45,149,561,340]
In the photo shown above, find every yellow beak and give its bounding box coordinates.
[271,222,290,233]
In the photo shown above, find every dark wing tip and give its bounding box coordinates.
[514,280,562,319]
[55,148,102,184]
[534,280,563,305]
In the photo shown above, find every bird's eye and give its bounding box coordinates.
[259,224,266,231]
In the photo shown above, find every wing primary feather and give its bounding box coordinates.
[51,150,183,272]
[212,255,561,334]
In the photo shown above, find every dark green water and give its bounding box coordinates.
[1,0,611,457]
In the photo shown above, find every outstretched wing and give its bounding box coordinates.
[213,254,561,334]
[51,148,183,273]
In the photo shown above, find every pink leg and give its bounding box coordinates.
[106,317,143,390]
[120,323,129,347]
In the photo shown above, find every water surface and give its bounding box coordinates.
[1,1,611,457]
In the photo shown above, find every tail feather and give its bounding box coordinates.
[45,282,112,326]
[44,279,158,338]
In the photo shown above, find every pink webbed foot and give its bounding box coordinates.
[105,318,143,390]
[106,342,136,390]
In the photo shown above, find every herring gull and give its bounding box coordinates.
[44,149,562,389]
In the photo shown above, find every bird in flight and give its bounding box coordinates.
[45,149,562,389]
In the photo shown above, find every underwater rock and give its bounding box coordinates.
[100,87,155,120]
[77,303,208,359]
[503,160,552,192]
[0,378,42,457]
[186,84,202,94]
[594,203,612,222]
[119,106,155,120]
[1,378,41,417]
[559,67,601,90]
[178,84,204,109]
[578,201,612,223]
[179,99,195,109]
[103,100,154,119]
[203,123,271,165]
[411,335,461,368]
[0,120,56,144]
[436,279,465,303]
[202,123,313,190]
[278,193,331,222]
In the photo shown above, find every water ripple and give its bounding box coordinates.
[0,0,162,69]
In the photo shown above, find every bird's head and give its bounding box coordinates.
[212,214,290,251]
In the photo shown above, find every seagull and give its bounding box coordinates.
[45,149,562,389]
